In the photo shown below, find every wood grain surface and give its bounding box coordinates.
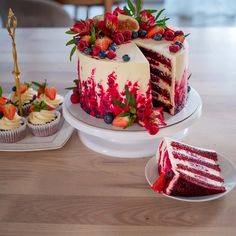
[0,28,236,236]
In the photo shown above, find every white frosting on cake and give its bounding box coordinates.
[78,42,150,94]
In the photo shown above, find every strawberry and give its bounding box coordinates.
[147,26,165,38]
[95,36,112,51]
[2,104,16,120]
[45,87,57,100]
[0,96,7,106]
[14,84,27,95]
[173,36,184,44]
[152,172,166,192]
[112,115,129,128]
[80,35,91,43]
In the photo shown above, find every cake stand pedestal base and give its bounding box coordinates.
[79,128,188,158]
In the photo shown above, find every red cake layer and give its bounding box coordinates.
[176,164,224,182]
[173,152,221,171]
[151,73,170,87]
[151,81,170,99]
[171,175,226,197]
[139,47,172,68]
[152,99,173,112]
[146,57,171,73]
[171,142,218,160]
[150,67,172,86]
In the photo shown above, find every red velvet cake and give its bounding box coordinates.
[66,0,190,134]
[153,137,226,197]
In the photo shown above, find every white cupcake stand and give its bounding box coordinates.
[63,88,202,158]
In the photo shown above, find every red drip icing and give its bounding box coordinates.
[79,68,152,118]
[174,69,187,114]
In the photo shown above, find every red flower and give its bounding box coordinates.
[104,12,118,33]
[113,7,126,16]
[139,10,155,30]
[71,19,93,36]
[97,13,118,36]
[77,40,88,51]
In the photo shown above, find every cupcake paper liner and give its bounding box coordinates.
[27,111,61,137]
[0,118,27,143]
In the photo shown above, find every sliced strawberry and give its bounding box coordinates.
[3,104,16,120]
[47,104,55,111]
[95,36,113,51]
[45,87,57,100]
[80,35,91,43]
[152,172,166,192]
[173,36,185,44]
[15,84,27,95]
[147,26,165,38]
[112,115,129,128]
[0,96,7,106]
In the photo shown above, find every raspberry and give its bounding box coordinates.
[122,30,132,41]
[169,44,180,53]
[107,50,116,59]
[92,45,101,56]
[70,93,80,104]
[149,124,159,135]
[174,30,184,37]
[113,32,124,45]
[164,30,175,41]
[77,40,87,51]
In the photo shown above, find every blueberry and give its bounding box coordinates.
[12,86,16,92]
[122,54,130,62]
[74,37,80,45]
[104,112,114,124]
[132,31,139,39]
[175,41,183,48]
[98,50,107,59]
[108,43,117,51]
[84,47,92,55]
[0,111,3,119]
[153,33,162,41]
[188,85,191,93]
[138,29,147,38]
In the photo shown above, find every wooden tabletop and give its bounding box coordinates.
[0,28,236,235]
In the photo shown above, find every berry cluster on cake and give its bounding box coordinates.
[0,82,64,143]
[66,0,190,135]
[152,137,226,197]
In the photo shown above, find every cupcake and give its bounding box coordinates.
[33,80,64,112]
[10,82,37,116]
[0,103,27,143]
[27,101,61,137]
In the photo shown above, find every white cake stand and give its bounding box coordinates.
[63,88,202,158]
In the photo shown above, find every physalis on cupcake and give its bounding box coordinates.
[27,100,61,137]
[32,80,64,111]
[9,82,37,116]
[0,86,27,143]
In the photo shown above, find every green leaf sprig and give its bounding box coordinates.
[0,86,3,97]
[65,79,79,90]
[112,85,137,128]
[31,101,50,112]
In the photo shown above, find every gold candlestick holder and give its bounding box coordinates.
[6,8,23,116]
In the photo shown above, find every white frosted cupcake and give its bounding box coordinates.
[33,81,64,112]
[10,83,37,116]
[27,101,61,137]
[0,104,27,143]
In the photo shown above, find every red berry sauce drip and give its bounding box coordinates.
[79,68,152,118]
[174,69,187,114]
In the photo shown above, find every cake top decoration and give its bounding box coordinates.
[6,8,23,116]
[66,0,189,60]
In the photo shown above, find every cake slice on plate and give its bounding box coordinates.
[153,137,226,197]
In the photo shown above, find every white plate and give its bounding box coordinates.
[0,121,74,152]
[145,155,236,202]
